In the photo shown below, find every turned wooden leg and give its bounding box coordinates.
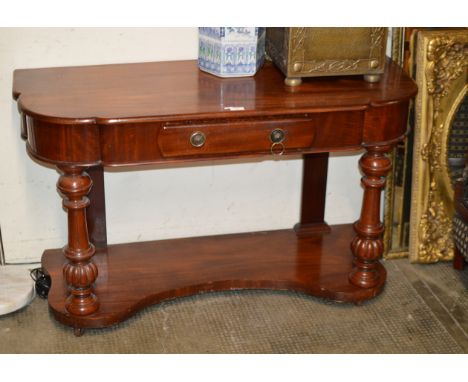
[349,145,392,288]
[57,165,99,316]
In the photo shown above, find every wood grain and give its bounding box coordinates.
[12,58,417,333]
[86,165,107,249]
[349,145,393,288]
[294,153,331,236]
[14,59,416,167]
[42,224,386,329]
[56,166,99,316]
[13,59,417,124]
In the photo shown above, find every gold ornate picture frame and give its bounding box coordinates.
[409,30,468,263]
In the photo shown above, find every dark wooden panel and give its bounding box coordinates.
[25,117,100,165]
[99,122,163,165]
[159,112,363,158]
[42,224,386,329]
[295,153,330,236]
[99,111,363,165]
[363,101,410,145]
[86,166,107,249]
[159,118,315,157]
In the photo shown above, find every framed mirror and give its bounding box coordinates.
[383,28,468,262]
[409,30,468,263]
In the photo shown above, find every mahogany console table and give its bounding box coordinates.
[13,59,417,335]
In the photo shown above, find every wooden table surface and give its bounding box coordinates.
[13,59,417,124]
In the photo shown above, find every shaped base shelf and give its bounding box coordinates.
[42,224,386,330]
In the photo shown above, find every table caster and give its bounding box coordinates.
[74,327,85,337]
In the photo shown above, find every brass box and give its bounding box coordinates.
[266,27,388,85]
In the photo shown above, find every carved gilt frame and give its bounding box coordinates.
[409,30,468,263]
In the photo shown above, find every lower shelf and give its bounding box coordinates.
[42,224,386,329]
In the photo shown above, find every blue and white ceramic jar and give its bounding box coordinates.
[198,27,265,77]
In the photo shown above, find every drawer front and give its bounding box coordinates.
[158,112,363,158]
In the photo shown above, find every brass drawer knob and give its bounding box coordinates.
[270,129,285,143]
[190,131,206,147]
[270,129,286,155]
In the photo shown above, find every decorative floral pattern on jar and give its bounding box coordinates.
[198,27,265,77]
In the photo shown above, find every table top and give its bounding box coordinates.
[13,59,417,125]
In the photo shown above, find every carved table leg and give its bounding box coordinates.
[349,145,392,288]
[57,166,99,316]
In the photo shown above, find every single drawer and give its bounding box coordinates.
[159,118,314,157]
[158,112,363,158]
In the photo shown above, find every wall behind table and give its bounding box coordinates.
[0,28,362,263]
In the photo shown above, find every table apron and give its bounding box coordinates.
[23,102,410,167]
